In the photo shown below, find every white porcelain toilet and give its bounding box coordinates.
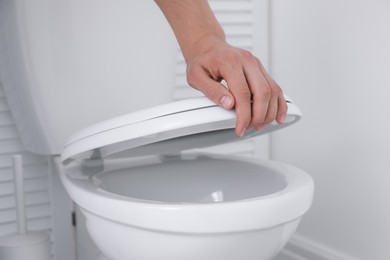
[0,1,314,260]
[57,97,313,260]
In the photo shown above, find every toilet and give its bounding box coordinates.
[58,97,313,260]
[0,1,314,260]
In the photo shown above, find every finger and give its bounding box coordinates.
[264,80,287,125]
[263,85,278,124]
[242,61,271,129]
[276,83,288,124]
[254,58,287,125]
[221,66,252,137]
[187,65,235,109]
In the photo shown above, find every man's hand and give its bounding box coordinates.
[155,0,287,136]
[186,36,287,137]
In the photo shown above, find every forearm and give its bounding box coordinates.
[154,0,225,62]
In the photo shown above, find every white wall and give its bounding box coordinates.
[269,0,390,259]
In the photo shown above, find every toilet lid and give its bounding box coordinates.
[61,96,301,164]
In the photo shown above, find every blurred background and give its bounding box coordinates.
[0,0,389,259]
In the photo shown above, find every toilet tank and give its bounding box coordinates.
[0,0,177,154]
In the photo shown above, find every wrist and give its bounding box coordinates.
[185,34,227,62]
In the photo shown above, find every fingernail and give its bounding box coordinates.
[238,128,245,137]
[256,124,265,131]
[219,96,233,109]
[246,127,254,133]
[280,113,286,124]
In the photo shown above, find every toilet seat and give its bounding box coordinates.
[61,96,301,163]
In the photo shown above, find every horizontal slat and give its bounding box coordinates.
[0,168,14,182]
[0,204,51,224]
[28,217,52,232]
[27,204,52,219]
[216,13,253,24]
[0,139,24,155]
[209,1,252,12]
[226,36,253,47]
[0,196,13,210]
[0,163,49,182]
[0,183,13,196]
[0,209,18,223]
[0,153,48,169]
[26,190,51,206]
[0,190,50,211]
[223,24,253,36]
[25,177,50,193]
[0,176,49,196]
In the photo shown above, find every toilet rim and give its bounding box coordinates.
[58,154,314,233]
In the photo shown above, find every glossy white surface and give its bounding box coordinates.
[61,97,301,163]
[0,0,177,154]
[85,210,301,260]
[57,153,313,260]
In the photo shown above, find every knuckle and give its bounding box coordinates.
[186,69,197,87]
[237,88,252,100]
[206,86,220,101]
[262,85,272,97]
[240,49,254,60]
[270,84,280,97]
[273,82,282,93]
[251,118,264,128]
[220,49,241,64]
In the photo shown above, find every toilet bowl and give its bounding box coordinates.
[59,154,312,260]
[56,97,314,260]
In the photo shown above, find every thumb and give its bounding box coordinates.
[198,79,235,110]
[187,68,235,110]
[218,93,234,110]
